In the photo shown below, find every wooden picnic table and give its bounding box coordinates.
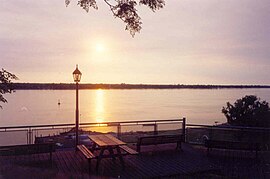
[88,134,126,172]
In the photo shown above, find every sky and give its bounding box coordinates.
[1,0,270,85]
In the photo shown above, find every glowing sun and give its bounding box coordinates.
[95,43,105,52]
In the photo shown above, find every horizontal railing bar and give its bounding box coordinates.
[120,121,182,126]
[0,123,75,130]
[100,119,183,125]
[0,118,184,130]
[32,127,72,132]
[186,124,270,131]
[0,129,29,132]
[2,122,269,132]
[2,119,269,132]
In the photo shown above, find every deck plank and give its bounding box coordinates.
[0,143,269,178]
[61,150,79,175]
[53,150,67,173]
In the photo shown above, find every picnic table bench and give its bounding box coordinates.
[137,134,183,152]
[119,145,138,155]
[205,139,260,158]
[77,134,138,173]
[0,143,55,162]
[77,145,96,173]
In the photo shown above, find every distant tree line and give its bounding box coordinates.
[10,83,270,90]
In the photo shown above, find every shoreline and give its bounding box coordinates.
[10,83,270,90]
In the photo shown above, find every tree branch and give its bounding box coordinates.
[65,0,165,36]
[0,69,18,108]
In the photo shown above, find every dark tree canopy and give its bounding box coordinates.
[222,95,270,127]
[0,69,18,108]
[65,0,165,36]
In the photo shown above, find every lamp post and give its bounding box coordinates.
[73,64,82,149]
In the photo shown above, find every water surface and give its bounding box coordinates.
[1,88,270,126]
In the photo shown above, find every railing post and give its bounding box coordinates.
[28,128,32,144]
[154,122,158,135]
[182,117,186,143]
[26,130,29,144]
[117,124,121,138]
[210,126,213,140]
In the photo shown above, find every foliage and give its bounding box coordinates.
[65,0,165,36]
[0,69,18,108]
[222,95,270,127]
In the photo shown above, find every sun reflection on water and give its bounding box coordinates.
[95,89,105,123]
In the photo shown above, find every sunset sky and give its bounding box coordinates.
[1,0,270,85]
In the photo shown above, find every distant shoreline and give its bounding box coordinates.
[10,83,270,90]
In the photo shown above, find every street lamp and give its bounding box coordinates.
[73,64,82,149]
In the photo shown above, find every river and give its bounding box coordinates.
[1,88,270,127]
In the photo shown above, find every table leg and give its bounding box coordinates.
[96,148,105,172]
[116,147,125,170]
[91,143,97,152]
[108,147,116,161]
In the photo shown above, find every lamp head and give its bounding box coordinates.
[73,64,82,83]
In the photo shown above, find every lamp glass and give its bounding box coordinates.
[73,73,81,82]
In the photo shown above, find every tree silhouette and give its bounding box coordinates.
[65,0,165,36]
[222,95,270,127]
[0,69,18,108]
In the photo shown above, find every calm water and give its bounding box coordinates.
[1,89,270,127]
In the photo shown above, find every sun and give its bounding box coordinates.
[95,43,105,53]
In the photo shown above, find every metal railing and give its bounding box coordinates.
[1,118,269,147]
[0,118,186,145]
[186,123,270,145]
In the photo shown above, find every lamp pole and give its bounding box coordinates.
[75,80,79,148]
[73,65,82,149]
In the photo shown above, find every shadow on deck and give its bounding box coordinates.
[0,143,269,178]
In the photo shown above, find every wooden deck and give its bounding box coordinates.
[0,143,269,178]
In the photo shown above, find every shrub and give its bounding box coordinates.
[222,95,270,127]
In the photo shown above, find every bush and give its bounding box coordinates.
[222,95,270,127]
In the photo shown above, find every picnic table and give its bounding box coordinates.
[88,134,128,171]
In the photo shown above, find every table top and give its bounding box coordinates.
[88,134,126,147]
